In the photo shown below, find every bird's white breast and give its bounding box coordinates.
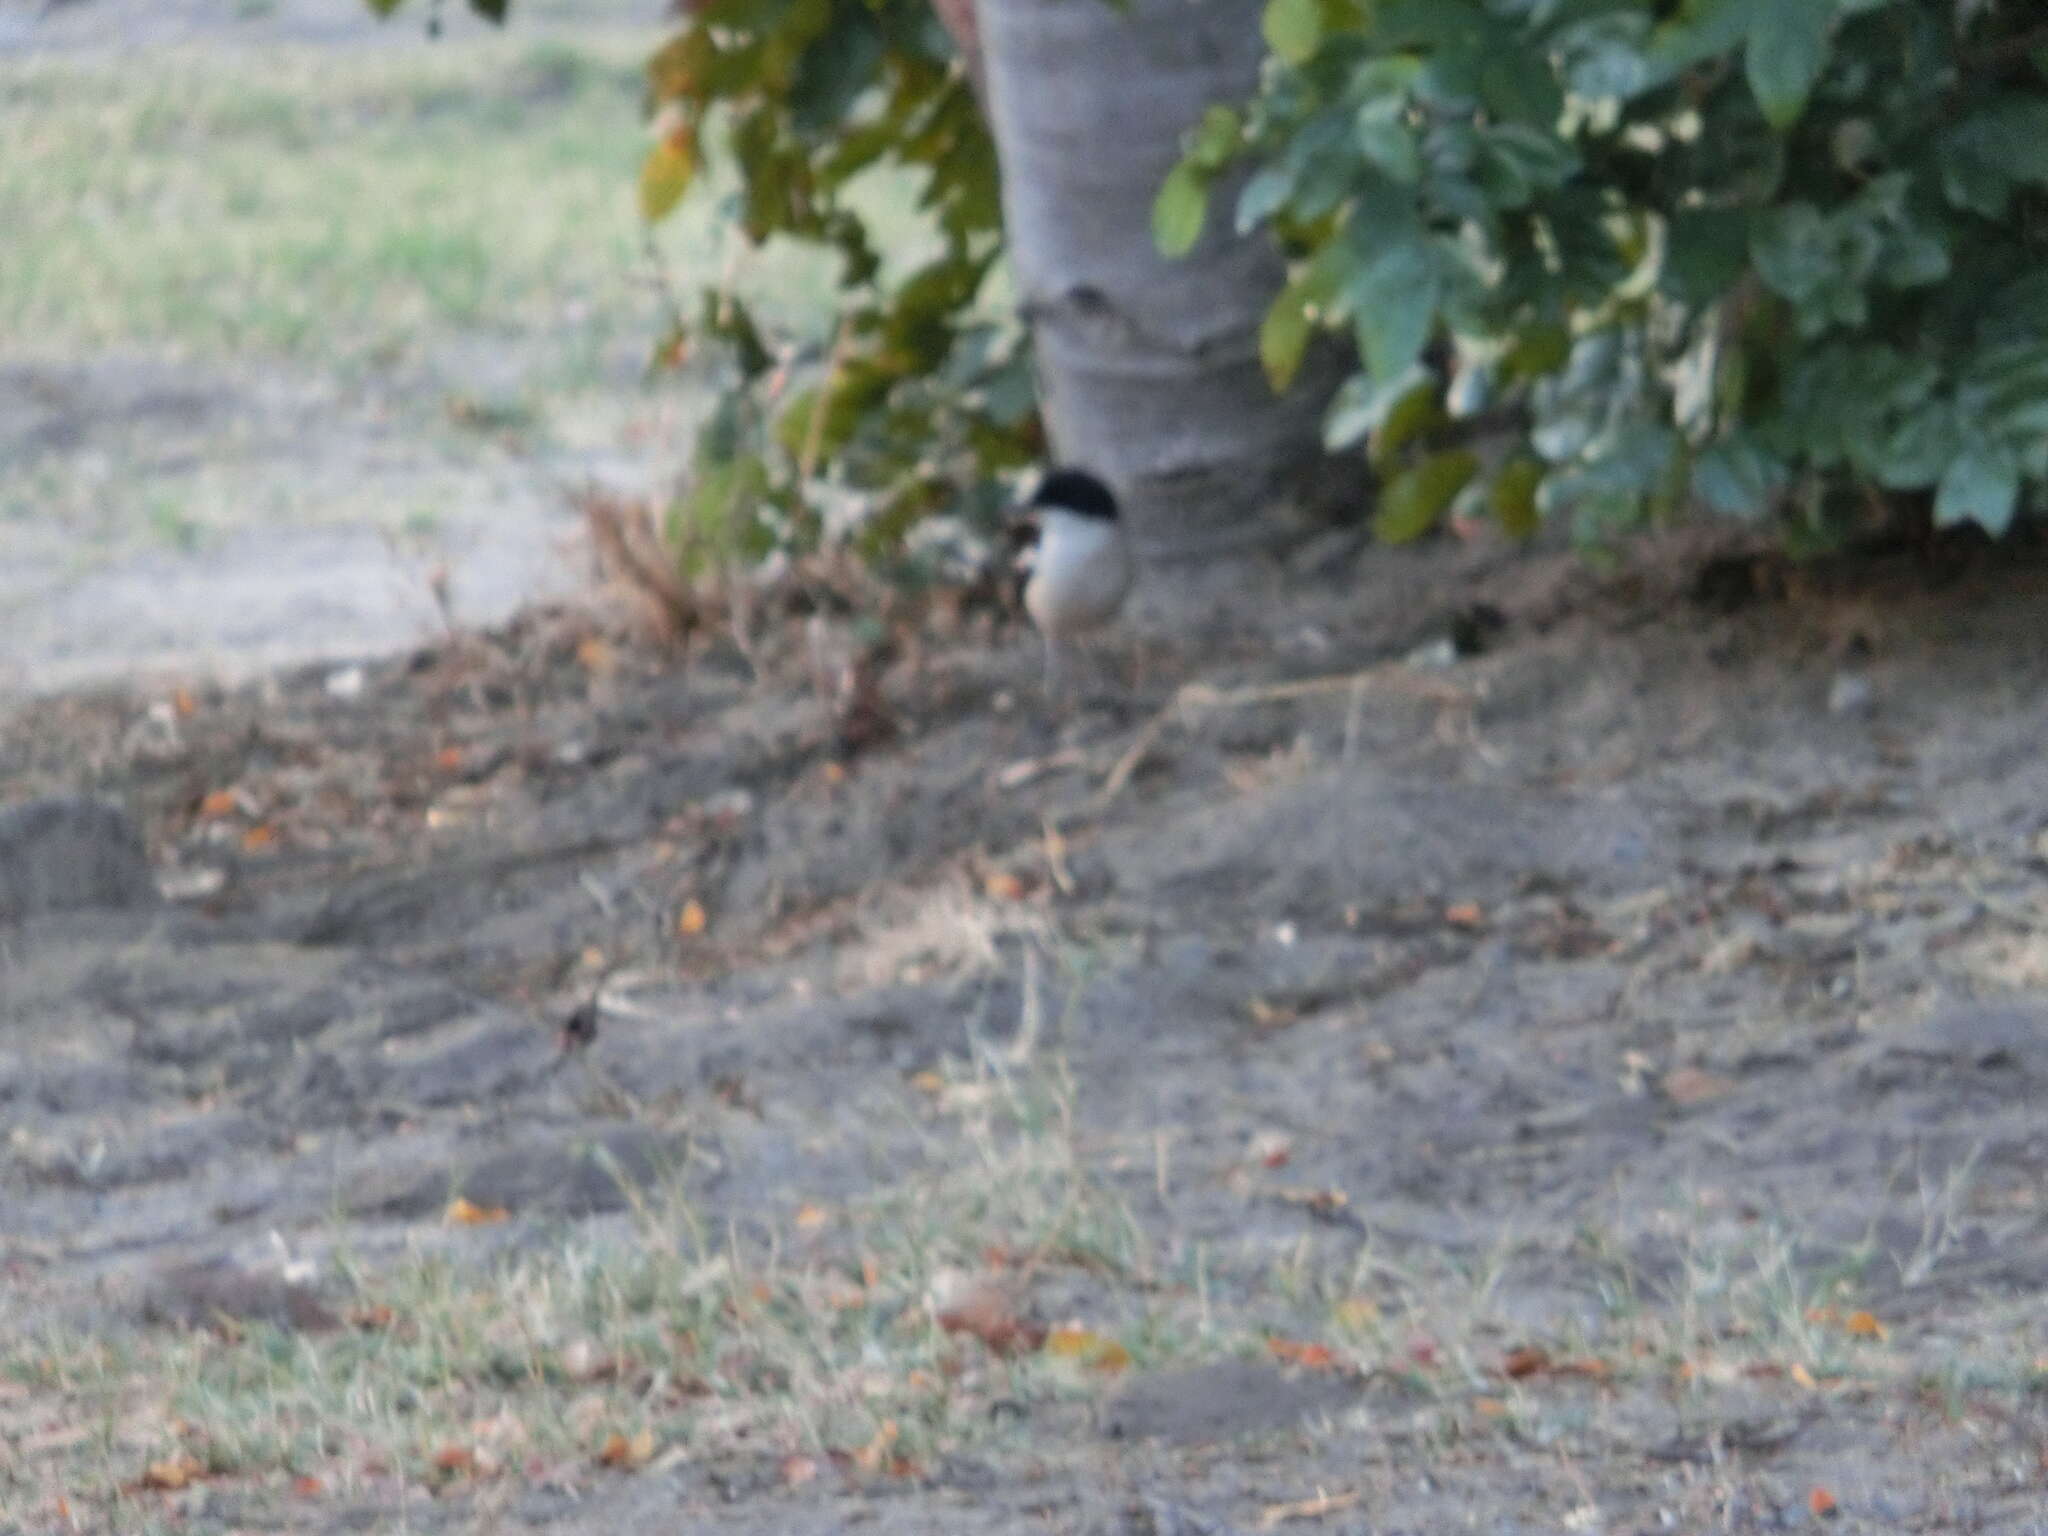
[1024,509,1131,637]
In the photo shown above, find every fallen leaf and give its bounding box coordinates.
[983,870,1028,903]
[1843,1309,1886,1339]
[930,1269,1044,1357]
[597,1428,655,1469]
[576,635,618,677]
[139,1452,204,1491]
[347,1303,396,1331]
[292,1475,324,1497]
[677,898,708,936]
[172,687,197,718]
[1660,1066,1735,1106]
[435,746,465,772]
[197,788,241,820]
[851,1419,899,1472]
[822,761,847,785]
[1474,1396,1508,1417]
[445,1196,509,1227]
[1266,1337,1338,1371]
[1258,1488,1360,1530]
[1501,1345,1552,1379]
[1552,1356,1612,1380]
[1444,902,1484,928]
[1809,1486,1837,1517]
[431,1445,476,1477]
[781,1454,819,1487]
[1790,1362,1819,1390]
[241,823,277,851]
[794,1202,830,1231]
[909,1070,946,1095]
[1045,1325,1131,1372]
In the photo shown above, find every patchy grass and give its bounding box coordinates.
[0,1063,1185,1527]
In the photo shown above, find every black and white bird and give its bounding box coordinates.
[1009,466,1133,698]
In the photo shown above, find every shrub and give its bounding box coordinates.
[1160,0,2048,549]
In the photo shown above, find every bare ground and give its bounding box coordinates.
[6,527,2048,1533]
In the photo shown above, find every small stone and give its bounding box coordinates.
[1827,672,1874,717]
[0,796,159,923]
[324,665,366,700]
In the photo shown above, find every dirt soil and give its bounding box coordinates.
[6,528,2048,1533]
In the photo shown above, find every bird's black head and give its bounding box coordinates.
[1029,467,1120,523]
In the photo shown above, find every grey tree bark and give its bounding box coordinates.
[976,0,1344,565]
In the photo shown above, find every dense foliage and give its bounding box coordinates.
[635,0,1035,578]
[381,0,2048,561]
[1162,0,2048,547]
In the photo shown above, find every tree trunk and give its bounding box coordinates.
[977,0,1342,564]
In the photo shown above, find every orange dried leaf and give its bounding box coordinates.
[1790,1362,1819,1390]
[445,1196,509,1227]
[432,1445,476,1476]
[1553,1356,1611,1379]
[851,1419,899,1472]
[597,1429,655,1469]
[241,823,277,851]
[435,746,466,771]
[794,1202,830,1231]
[1044,1325,1131,1372]
[347,1303,396,1330]
[1444,901,1484,928]
[1501,1345,1552,1379]
[1808,1486,1837,1517]
[677,898,708,936]
[1266,1337,1338,1371]
[292,1475,324,1497]
[1843,1309,1886,1339]
[781,1454,820,1487]
[140,1452,203,1490]
[577,635,618,677]
[909,1070,946,1095]
[1257,1489,1361,1530]
[1474,1396,1508,1418]
[197,788,241,820]
[172,687,198,718]
[983,870,1028,902]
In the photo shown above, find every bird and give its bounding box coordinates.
[1009,466,1133,701]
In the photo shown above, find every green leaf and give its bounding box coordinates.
[1745,0,1832,130]
[1354,97,1419,183]
[1321,366,1431,451]
[1662,208,1751,306]
[1501,324,1571,382]
[1152,162,1211,258]
[1949,97,2048,185]
[364,0,405,16]
[467,0,507,21]
[1346,218,1440,381]
[790,7,885,133]
[1693,434,1786,517]
[1374,449,1478,543]
[639,130,698,223]
[1260,282,1315,391]
[1189,106,1241,172]
[1234,166,1295,235]
[1860,404,1961,490]
[1489,456,1545,538]
[1935,441,2019,535]
[1367,378,1444,473]
[1263,0,1323,67]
